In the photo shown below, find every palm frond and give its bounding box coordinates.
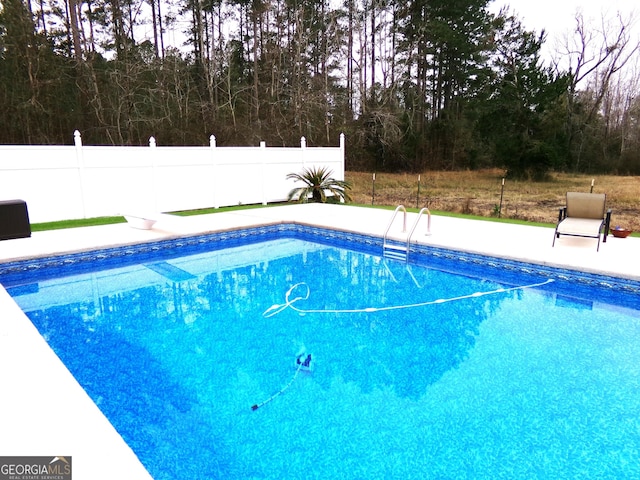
[286,166,352,203]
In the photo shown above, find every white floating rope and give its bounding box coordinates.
[263,279,554,318]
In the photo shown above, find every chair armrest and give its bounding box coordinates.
[557,207,567,223]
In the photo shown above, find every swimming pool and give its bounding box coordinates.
[2,225,640,479]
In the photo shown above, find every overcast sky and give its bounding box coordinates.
[489,0,639,55]
[488,0,639,71]
[490,0,637,32]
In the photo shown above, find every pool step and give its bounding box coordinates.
[383,243,408,261]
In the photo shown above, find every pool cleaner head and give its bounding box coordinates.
[296,352,314,372]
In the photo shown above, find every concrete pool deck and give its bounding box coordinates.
[1,204,638,479]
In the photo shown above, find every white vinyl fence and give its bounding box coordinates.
[0,131,345,223]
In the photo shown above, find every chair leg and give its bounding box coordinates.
[604,209,612,243]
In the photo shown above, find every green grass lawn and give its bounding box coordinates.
[31,216,127,232]
[29,204,273,231]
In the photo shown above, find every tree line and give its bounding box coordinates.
[1,0,639,178]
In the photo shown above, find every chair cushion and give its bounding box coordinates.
[565,192,606,219]
[557,217,603,237]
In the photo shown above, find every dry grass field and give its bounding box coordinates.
[345,170,640,231]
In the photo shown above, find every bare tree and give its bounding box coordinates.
[558,10,640,170]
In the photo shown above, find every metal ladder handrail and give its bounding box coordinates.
[382,205,408,261]
[406,208,431,255]
[383,205,407,245]
[405,207,431,262]
[383,205,431,262]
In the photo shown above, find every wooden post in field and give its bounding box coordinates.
[372,172,376,205]
[499,177,505,218]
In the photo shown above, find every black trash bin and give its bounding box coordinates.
[0,199,31,240]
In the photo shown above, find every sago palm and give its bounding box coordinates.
[286,166,352,203]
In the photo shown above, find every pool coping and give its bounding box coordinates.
[1,203,639,479]
[3,222,639,295]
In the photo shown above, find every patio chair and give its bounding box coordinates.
[552,192,612,251]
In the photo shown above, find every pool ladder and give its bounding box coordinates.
[383,205,431,262]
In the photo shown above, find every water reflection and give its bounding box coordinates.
[14,240,515,401]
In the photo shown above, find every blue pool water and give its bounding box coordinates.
[2,227,640,479]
